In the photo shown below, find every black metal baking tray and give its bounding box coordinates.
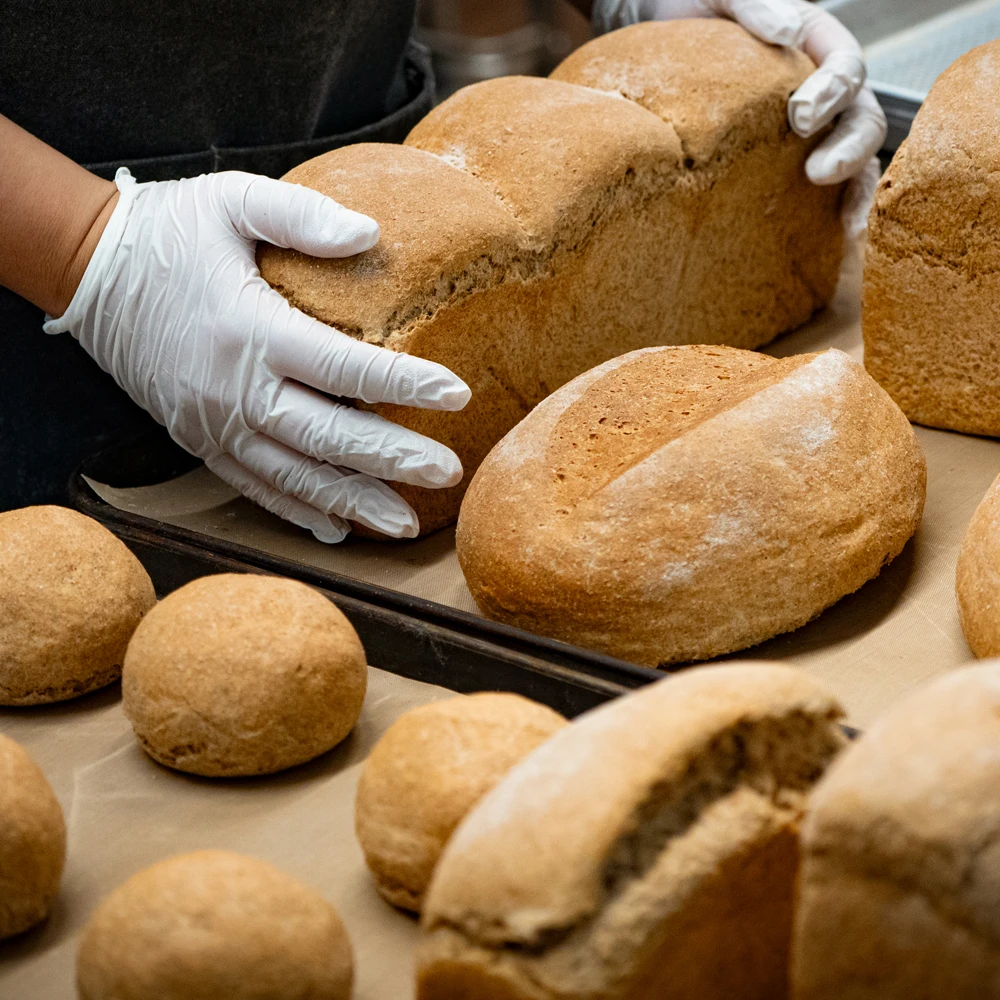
[71,433,663,719]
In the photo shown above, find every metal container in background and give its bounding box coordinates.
[821,0,1000,151]
[417,0,592,101]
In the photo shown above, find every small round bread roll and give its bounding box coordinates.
[355,692,567,912]
[0,505,156,704]
[0,734,66,940]
[77,850,353,1000]
[122,574,367,776]
[957,473,1000,657]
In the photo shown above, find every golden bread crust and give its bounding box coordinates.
[792,664,1000,998]
[418,664,846,1000]
[456,346,925,666]
[355,692,566,913]
[864,39,1000,434]
[122,574,367,777]
[0,506,156,705]
[957,473,1000,657]
[76,851,353,1000]
[259,21,844,536]
[0,734,66,940]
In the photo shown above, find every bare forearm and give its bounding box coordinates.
[0,115,118,316]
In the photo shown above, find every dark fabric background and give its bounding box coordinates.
[1,0,418,169]
[0,2,433,510]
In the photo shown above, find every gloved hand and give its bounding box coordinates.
[592,0,887,237]
[44,168,471,543]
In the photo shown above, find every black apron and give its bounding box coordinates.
[0,0,433,509]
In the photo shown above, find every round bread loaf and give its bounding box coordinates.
[792,664,1000,999]
[0,734,66,940]
[355,692,567,912]
[417,663,847,1000]
[76,850,353,1000]
[956,473,1000,657]
[0,505,156,704]
[122,574,367,776]
[457,346,926,667]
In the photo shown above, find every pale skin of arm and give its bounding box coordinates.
[0,114,119,317]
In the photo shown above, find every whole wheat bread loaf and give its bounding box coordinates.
[864,39,1000,435]
[792,664,1000,999]
[259,21,845,535]
[417,663,847,1000]
[456,345,926,667]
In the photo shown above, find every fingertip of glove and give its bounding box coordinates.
[423,451,465,489]
[441,383,472,412]
[742,0,804,48]
[325,208,381,256]
[805,152,850,186]
[310,520,351,544]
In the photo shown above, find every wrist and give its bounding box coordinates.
[52,179,119,318]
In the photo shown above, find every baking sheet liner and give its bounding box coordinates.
[4,240,998,997]
[81,240,1000,729]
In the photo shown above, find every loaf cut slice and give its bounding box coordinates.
[456,345,926,666]
[864,39,1000,435]
[418,663,847,1000]
[259,20,845,535]
[792,664,1000,999]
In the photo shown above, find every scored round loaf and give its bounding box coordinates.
[956,473,1000,657]
[0,506,157,704]
[791,664,1000,999]
[0,734,66,940]
[456,345,926,667]
[259,20,843,537]
[864,39,1000,435]
[122,574,367,777]
[417,663,848,1000]
[355,692,567,913]
[76,850,354,1000]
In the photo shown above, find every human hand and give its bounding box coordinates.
[592,0,887,236]
[44,168,471,543]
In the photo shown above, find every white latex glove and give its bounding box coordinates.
[592,0,887,236]
[44,168,471,543]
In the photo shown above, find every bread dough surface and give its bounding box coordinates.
[76,850,354,1000]
[0,734,66,940]
[122,573,367,776]
[0,506,156,704]
[354,692,566,912]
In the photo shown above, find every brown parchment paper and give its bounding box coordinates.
[0,667,455,999]
[81,240,1000,728]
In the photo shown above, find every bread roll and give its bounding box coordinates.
[77,851,353,1000]
[0,734,66,940]
[864,39,1000,435]
[259,20,844,536]
[355,693,567,912]
[417,663,846,1000]
[956,473,1000,656]
[792,664,1000,999]
[0,505,156,704]
[122,574,367,776]
[457,345,926,667]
